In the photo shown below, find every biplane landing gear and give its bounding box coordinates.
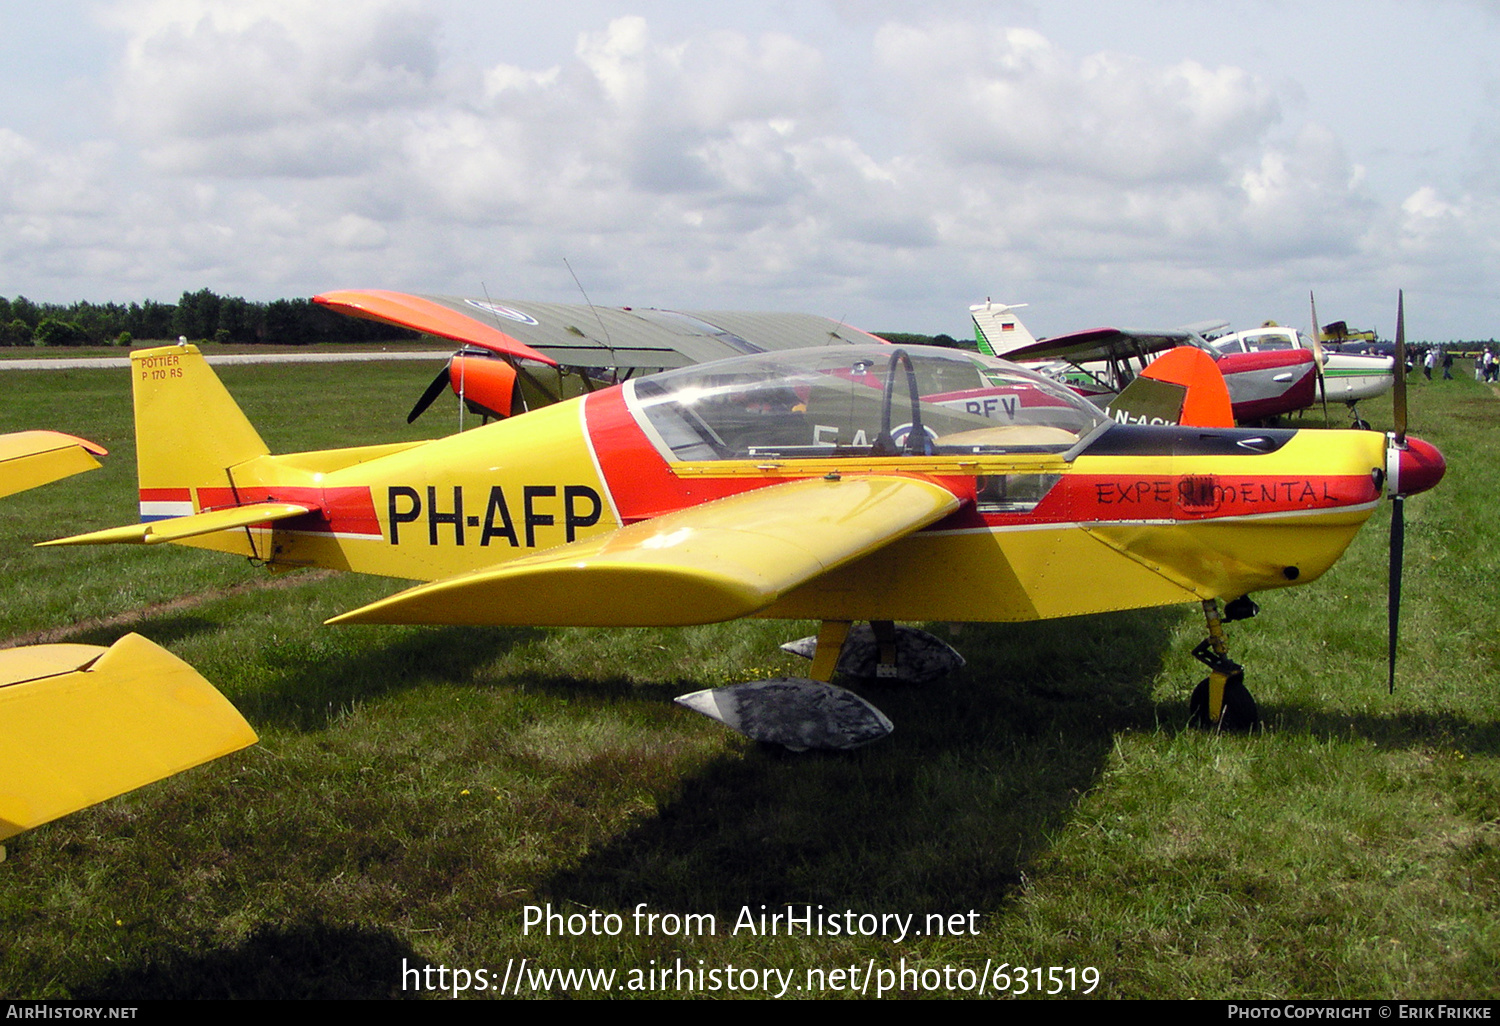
[1187,598,1261,731]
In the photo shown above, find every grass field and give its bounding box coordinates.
[1,358,1496,999]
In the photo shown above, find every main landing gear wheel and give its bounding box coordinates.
[1187,598,1262,732]
[1188,676,1260,731]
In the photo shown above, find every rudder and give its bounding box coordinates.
[1108,347,1235,428]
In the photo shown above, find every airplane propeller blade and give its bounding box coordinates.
[1310,291,1330,425]
[1388,493,1404,694]
[1387,289,1407,693]
[1392,291,1407,444]
[408,361,454,424]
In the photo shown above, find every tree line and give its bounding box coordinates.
[0,289,417,347]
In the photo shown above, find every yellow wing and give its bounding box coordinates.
[0,430,107,499]
[329,475,962,627]
[0,634,258,841]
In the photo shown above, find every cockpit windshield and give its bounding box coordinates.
[626,344,1108,462]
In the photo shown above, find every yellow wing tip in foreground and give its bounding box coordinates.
[0,633,257,842]
[0,431,107,500]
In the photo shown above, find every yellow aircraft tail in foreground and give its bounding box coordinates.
[133,346,270,493]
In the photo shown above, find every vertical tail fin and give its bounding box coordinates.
[1107,347,1235,427]
[970,300,1038,357]
[132,344,269,502]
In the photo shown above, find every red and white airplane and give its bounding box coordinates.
[971,301,1318,424]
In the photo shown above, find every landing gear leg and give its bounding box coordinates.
[1188,598,1260,731]
[1348,402,1372,431]
[808,620,852,682]
[781,621,966,683]
[870,620,900,679]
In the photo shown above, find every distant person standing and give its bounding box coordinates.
[1442,349,1453,379]
[1423,348,1435,380]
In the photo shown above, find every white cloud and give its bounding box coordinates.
[482,62,560,99]
[1401,185,1457,221]
[873,22,1278,183]
[107,0,440,174]
[1234,124,1374,255]
[0,130,116,217]
[0,3,1492,339]
[1380,185,1500,293]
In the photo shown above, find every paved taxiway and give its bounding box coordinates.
[0,351,446,371]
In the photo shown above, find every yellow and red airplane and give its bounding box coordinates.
[0,431,256,845]
[44,319,1443,749]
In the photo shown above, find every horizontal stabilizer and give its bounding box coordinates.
[0,633,257,841]
[41,501,316,547]
[0,430,107,499]
[329,475,961,627]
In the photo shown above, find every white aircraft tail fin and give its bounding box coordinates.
[970,300,1039,357]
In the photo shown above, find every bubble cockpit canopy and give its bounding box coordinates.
[625,344,1108,463]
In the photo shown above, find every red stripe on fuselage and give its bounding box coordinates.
[582,387,763,522]
[194,486,382,537]
[967,472,1378,529]
[140,487,191,502]
[1064,473,1376,520]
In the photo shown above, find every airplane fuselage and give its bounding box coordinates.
[169,371,1392,626]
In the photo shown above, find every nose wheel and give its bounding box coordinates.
[1187,598,1261,731]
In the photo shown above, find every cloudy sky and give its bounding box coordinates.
[1,0,1496,340]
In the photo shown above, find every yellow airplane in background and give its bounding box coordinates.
[0,431,256,847]
[44,296,1444,749]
